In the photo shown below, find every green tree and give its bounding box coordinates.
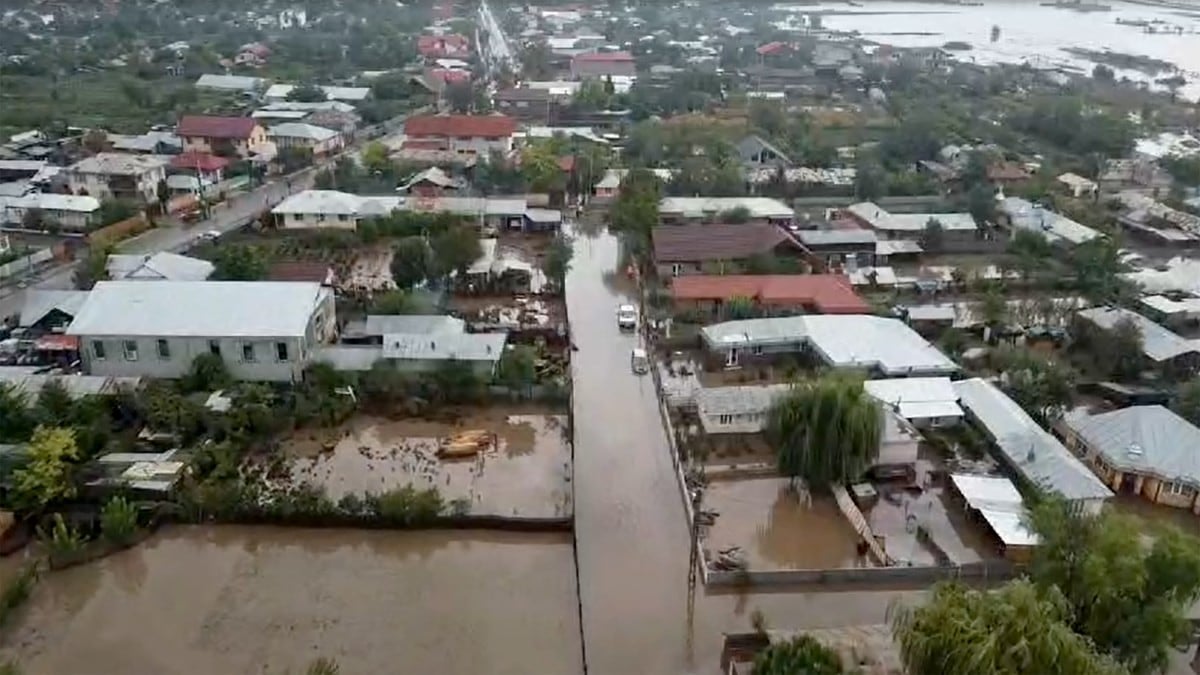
[73,245,111,290]
[212,244,268,281]
[1095,316,1144,380]
[765,376,881,489]
[445,80,474,114]
[100,495,139,545]
[979,287,1008,327]
[1029,497,1200,674]
[286,83,327,102]
[35,381,74,428]
[522,142,567,194]
[920,218,944,253]
[752,634,845,675]
[725,295,757,320]
[1173,380,1200,427]
[184,352,233,392]
[573,79,611,111]
[430,225,482,280]
[541,233,573,292]
[1071,237,1127,304]
[853,159,885,201]
[0,384,35,443]
[11,426,80,512]
[995,348,1075,427]
[369,290,415,315]
[360,141,392,176]
[390,236,431,290]
[967,183,996,226]
[891,580,1126,675]
[496,345,537,396]
[96,199,138,227]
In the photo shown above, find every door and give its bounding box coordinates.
[726,347,740,368]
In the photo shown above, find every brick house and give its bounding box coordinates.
[671,274,868,317]
[402,114,517,157]
[651,223,812,277]
[570,51,636,79]
[177,115,268,159]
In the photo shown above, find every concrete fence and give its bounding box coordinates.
[705,559,1016,588]
[0,248,52,280]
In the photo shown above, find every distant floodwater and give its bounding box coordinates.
[775,0,1200,100]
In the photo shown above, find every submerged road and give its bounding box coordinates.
[566,224,926,675]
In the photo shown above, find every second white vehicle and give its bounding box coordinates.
[617,304,638,330]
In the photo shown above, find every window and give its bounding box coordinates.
[122,340,138,361]
[1166,481,1191,496]
[275,341,289,362]
[671,263,683,277]
[317,214,326,222]
[156,338,170,360]
[717,414,733,425]
[209,340,220,356]
[92,341,106,360]
[241,342,256,362]
[752,345,764,356]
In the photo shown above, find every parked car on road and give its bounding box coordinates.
[617,304,637,330]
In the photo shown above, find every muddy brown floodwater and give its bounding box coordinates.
[0,526,582,675]
[565,226,927,675]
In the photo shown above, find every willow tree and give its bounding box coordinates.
[765,376,881,489]
[891,581,1128,675]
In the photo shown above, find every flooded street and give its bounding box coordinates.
[566,226,925,674]
[0,527,582,675]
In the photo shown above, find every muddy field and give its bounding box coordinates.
[0,526,583,675]
[278,409,572,519]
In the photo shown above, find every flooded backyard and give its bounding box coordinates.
[0,526,583,675]
[279,410,572,519]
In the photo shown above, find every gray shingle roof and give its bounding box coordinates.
[1076,306,1200,362]
[1064,405,1200,488]
[954,378,1112,502]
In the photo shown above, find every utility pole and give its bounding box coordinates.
[687,487,702,600]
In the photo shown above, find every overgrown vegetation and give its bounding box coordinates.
[765,375,881,489]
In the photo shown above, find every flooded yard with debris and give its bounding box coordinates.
[0,526,583,675]
[277,409,572,519]
[863,483,996,567]
[703,478,864,571]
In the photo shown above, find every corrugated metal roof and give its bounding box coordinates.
[701,315,957,376]
[19,290,89,327]
[66,281,328,338]
[1076,306,1199,362]
[0,370,141,401]
[954,378,1112,502]
[363,315,464,337]
[1064,405,1200,488]
[696,384,790,417]
[381,332,507,362]
[864,377,963,420]
[659,197,793,219]
[314,345,383,371]
[106,252,213,281]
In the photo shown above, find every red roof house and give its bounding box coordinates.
[571,51,636,78]
[417,34,471,59]
[671,274,869,314]
[170,152,230,173]
[404,114,517,155]
[756,41,790,56]
[177,116,266,158]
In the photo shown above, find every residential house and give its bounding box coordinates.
[18,290,89,332]
[947,474,1040,563]
[105,252,214,281]
[194,74,266,93]
[735,135,792,169]
[794,228,878,271]
[110,131,182,155]
[986,161,1031,188]
[306,110,361,140]
[1061,405,1200,512]
[1057,172,1098,199]
[176,116,269,159]
[863,377,963,428]
[593,168,674,201]
[263,85,370,104]
[268,123,345,158]
[402,114,518,156]
[953,377,1113,514]
[1075,306,1200,376]
[417,34,471,59]
[397,167,463,196]
[651,223,810,277]
[570,51,636,79]
[316,319,507,378]
[699,314,958,376]
[658,197,794,226]
[996,197,1101,247]
[235,42,271,67]
[66,153,168,203]
[670,274,868,317]
[842,202,977,244]
[66,281,337,383]
[494,88,557,124]
[272,190,378,230]
[3,193,100,231]
[169,152,230,190]
[695,383,921,471]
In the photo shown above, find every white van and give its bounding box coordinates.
[631,347,649,374]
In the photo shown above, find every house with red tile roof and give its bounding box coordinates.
[417,34,471,59]
[176,115,267,159]
[402,114,518,156]
[169,152,231,185]
[671,274,869,317]
[570,51,636,79]
[651,222,813,278]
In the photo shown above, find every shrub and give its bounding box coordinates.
[0,564,38,629]
[100,496,139,545]
[377,485,444,526]
[39,514,85,562]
